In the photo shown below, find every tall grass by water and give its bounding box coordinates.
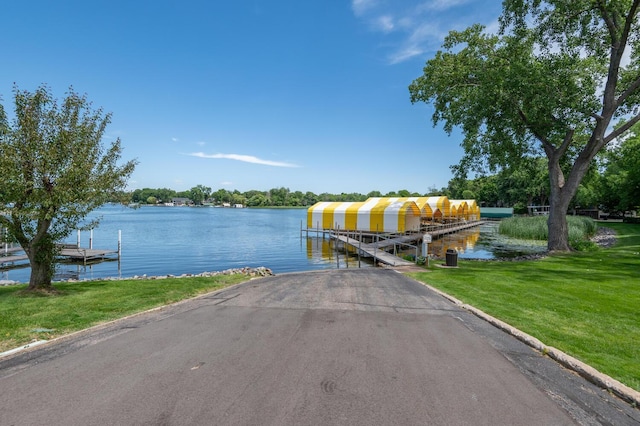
[499,215,598,244]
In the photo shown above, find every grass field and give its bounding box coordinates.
[0,274,249,353]
[408,222,640,392]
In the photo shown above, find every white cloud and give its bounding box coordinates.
[420,0,472,12]
[351,0,499,64]
[189,152,300,168]
[172,137,179,142]
[389,22,445,63]
[374,15,395,33]
[388,45,425,64]
[352,0,378,17]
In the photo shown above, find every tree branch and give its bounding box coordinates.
[620,1,640,48]
[616,74,640,107]
[599,0,639,116]
[517,107,555,154]
[604,113,640,144]
[558,129,576,158]
[596,0,619,45]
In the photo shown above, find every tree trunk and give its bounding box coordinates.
[27,258,54,291]
[547,159,572,252]
[547,194,571,252]
[25,238,56,291]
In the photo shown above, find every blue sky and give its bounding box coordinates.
[1,0,502,195]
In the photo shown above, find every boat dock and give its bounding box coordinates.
[1,245,119,269]
[1,230,122,270]
[57,244,120,263]
[332,234,416,267]
[303,220,484,268]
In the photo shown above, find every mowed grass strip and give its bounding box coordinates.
[0,274,250,353]
[408,222,640,392]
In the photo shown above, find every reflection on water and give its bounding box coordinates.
[304,222,547,264]
[1,206,344,284]
[2,210,549,284]
[427,227,483,258]
[305,238,373,269]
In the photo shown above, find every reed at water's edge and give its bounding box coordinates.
[498,215,598,244]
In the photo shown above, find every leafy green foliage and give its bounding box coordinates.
[126,186,431,207]
[599,123,640,214]
[410,1,640,251]
[0,85,137,290]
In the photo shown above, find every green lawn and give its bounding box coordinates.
[0,274,249,353]
[408,222,640,392]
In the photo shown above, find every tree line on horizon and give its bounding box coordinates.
[125,127,639,217]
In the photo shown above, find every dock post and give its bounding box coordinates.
[358,230,361,268]
[345,229,349,269]
[374,225,379,266]
[77,230,81,248]
[118,230,122,261]
[335,226,340,268]
[89,229,93,249]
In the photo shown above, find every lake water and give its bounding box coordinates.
[1,206,544,284]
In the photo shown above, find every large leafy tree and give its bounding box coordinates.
[189,184,211,205]
[599,122,640,214]
[0,85,136,291]
[410,0,640,251]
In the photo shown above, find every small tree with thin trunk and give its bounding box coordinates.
[409,0,640,251]
[0,85,136,291]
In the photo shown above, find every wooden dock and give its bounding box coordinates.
[1,245,119,269]
[333,234,416,267]
[423,220,485,238]
[304,220,485,268]
[0,253,29,265]
[58,246,119,263]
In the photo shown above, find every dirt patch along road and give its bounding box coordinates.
[1,269,637,425]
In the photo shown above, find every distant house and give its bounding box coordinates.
[171,197,192,206]
[234,203,244,209]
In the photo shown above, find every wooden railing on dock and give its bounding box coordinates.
[1,230,122,269]
[332,234,416,267]
[301,220,484,268]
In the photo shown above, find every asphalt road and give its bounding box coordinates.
[1,269,638,425]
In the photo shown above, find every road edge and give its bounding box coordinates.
[408,274,640,408]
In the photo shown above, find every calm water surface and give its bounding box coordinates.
[2,205,356,283]
[2,206,544,284]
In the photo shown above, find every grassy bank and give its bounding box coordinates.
[408,222,640,392]
[0,274,249,353]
